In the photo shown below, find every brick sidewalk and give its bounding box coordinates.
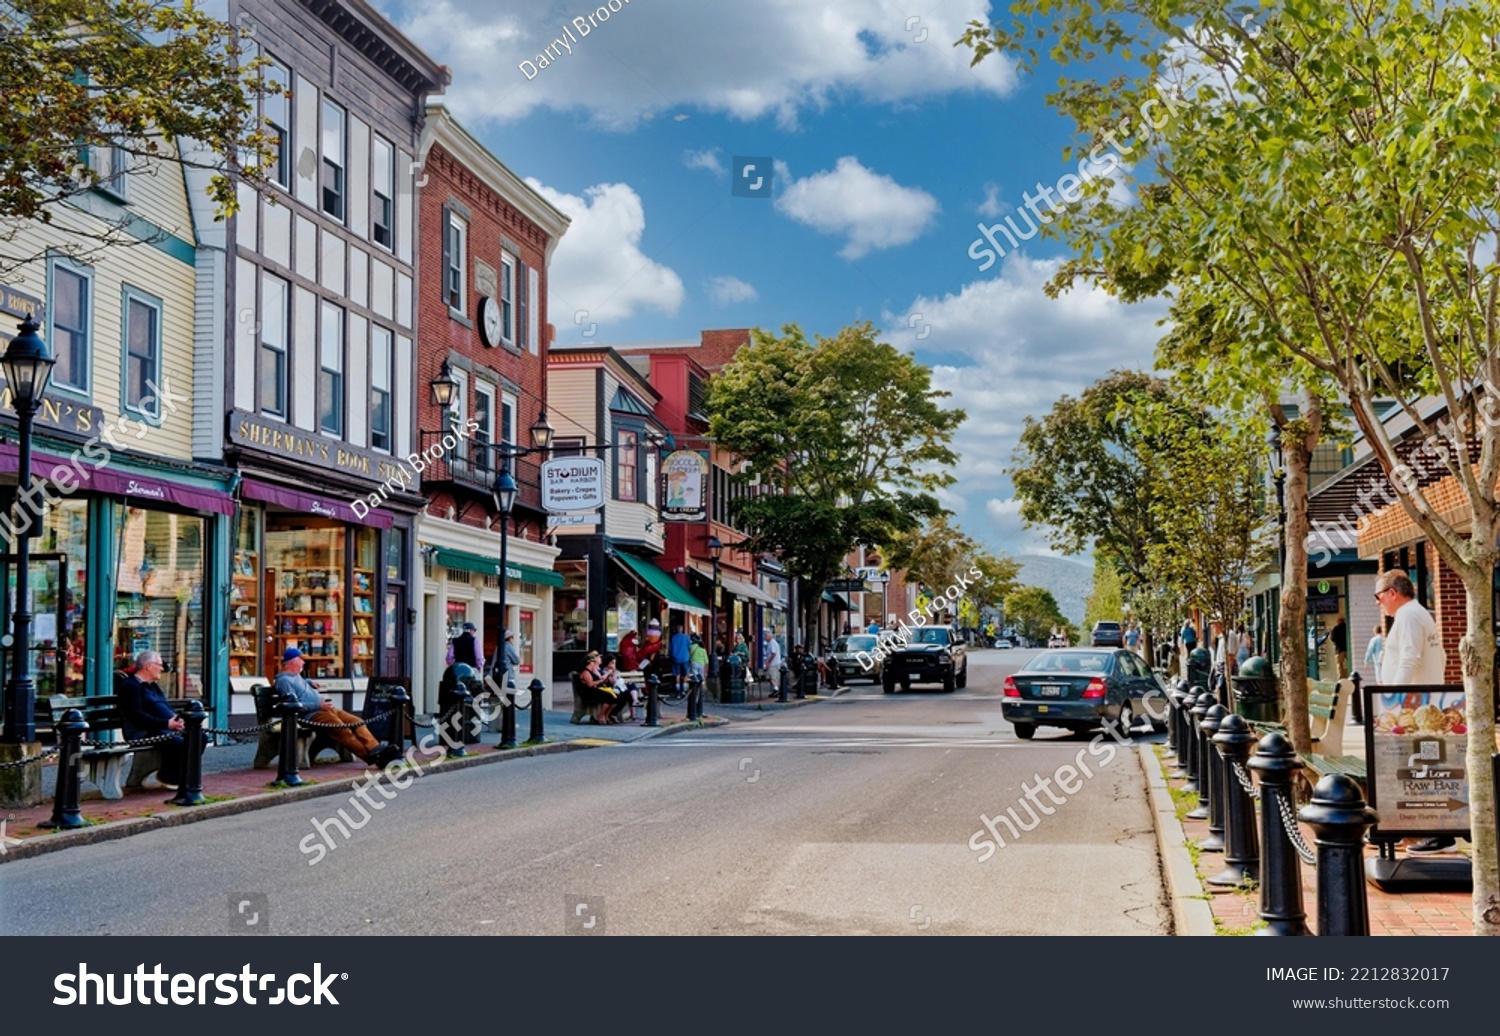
[1159,747,1473,935]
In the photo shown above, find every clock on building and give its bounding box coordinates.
[478,296,502,347]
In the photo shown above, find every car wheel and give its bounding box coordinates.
[1117,700,1135,738]
[942,671,956,693]
[1013,722,1036,740]
[956,666,967,689]
[883,674,896,694]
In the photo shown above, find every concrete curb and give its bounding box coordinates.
[1140,744,1217,937]
[0,738,597,864]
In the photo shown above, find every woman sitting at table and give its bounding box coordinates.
[578,651,624,724]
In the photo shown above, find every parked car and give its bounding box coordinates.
[1090,621,1124,648]
[1002,647,1167,739]
[993,636,1014,649]
[828,634,882,683]
[883,625,968,693]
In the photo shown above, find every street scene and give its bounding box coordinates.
[0,0,1497,996]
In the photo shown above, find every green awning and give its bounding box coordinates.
[613,551,710,616]
[822,590,852,610]
[434,548,564,587]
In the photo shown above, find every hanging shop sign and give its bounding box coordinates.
[541,456,606,512]
[660,449,708,521]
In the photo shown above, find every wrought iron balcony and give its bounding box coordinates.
[417,430,542,511]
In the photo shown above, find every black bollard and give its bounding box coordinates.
[1300,774,1377,937]
[1181,685,1207,792]
[1196,703,1228,852]
[389,686,411,752]
[687,671,703,721]
[527,678,547,742]
[274,689,306,786]
[1248,732,1309,935]
[777,663,790,704]
[168,700,207,806]
[1209,713,1260,886]
[1168,683,1193,777]
[1164,680,1183,763]
[40,709,88,830]
[1186,692,1215,818]
[643,673,661,727]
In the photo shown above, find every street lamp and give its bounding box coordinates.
[1266,427,1287,659]
[1,316,56,745]
[529,410,554,451]
[707,536,723,686]
[429,359,457,409]
[491,466,517,747]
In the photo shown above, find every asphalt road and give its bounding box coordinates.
[1,649,1171,936]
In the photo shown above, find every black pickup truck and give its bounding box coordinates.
[882,625,967,693]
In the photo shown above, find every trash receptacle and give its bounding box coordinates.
[722,658,747,704]
[438,664,484,744]
[1231,655,1279,723]
[1187,647,1213,692]
[798,657,819,697]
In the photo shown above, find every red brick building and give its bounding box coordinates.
[411,102,570,710]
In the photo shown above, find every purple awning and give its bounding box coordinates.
[240,477,394,529]
[0,442,236,515]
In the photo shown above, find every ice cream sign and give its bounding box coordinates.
[660,450,707,521]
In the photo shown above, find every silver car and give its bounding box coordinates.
[828,634,882,683]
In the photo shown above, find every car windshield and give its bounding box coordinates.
[911,628,951,644]
[837,635,877,652]
[1022,651,1115,673]
[1095,623,1121,632]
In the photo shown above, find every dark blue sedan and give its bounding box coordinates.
[1002,648,1167,739]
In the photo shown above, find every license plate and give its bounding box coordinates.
[1037,705,1049,713]
[1038,684,1063,697]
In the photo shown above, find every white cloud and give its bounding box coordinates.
[706,276,758,305]
[381,0,1018,129]
[775,157,939,260]
[976,182,1006,218]
[523,178,684,334]
[882,254,1171,557]
[683,148,723,175]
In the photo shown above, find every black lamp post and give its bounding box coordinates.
[1266,427,1287,660]
[707,536,723,685]
[429,359,457,409]
[2,317,56,745]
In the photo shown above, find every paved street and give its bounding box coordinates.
[1,650,1169,936]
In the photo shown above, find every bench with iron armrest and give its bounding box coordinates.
[1248,675,1365,793]
[48,695,188,800]
[249,684,354,769]
[570,671,635,724]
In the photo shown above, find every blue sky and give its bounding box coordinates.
[377,0,1170,561]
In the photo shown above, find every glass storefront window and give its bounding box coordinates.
[553,560,587,651]
[518,609,534,674]
[0,498,87,707]
[113,504,206,699]
[267,521,346,680]
[231,508,262,678]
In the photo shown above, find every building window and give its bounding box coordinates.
[372,135,394,250]
[260,274,288,417]
[499,252,516,346]
[85,140,126,200]
[450,367,469,461]
[615,429,638,502]
[500,392,516,447]
[527,265,540,355]
[321,99,345,221]
[474,381,495,473]
[47,259,90,393]
[553,436,585,458]
[319,302,344,437]
[263,57,290,189]
[443,209,466,311]
[516,259,528,352]
[370,325,392,452]
[122,288,161,419]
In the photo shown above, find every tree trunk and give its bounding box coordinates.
[1456,557,1500,935]
[1278,420,1315,755]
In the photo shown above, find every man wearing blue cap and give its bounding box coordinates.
[274,647,399,766]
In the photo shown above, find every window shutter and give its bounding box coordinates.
[440,205,452,307]
[517,259,528,350]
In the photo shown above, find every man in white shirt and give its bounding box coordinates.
[1376,572,1445,685]
[1375,570,1455,854]
[761,628,783,684]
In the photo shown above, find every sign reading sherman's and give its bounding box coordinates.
[229,409,408,486]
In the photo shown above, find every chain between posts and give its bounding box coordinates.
[1231,760,1261,799]
[1230,759,1314,864]
[295,708,396,731]
[0,746,59,770]
[78,731,181,750]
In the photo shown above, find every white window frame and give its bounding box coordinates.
[260,274,289,417]
[527,266,540,355]
[450,367,469,461]
[372,134,394,250]
[499,252,517,348]
[370,325,393,452]
[47,257,92,394]
[263,56,291,190]
[319,302,345,437]
[445,212,467,312]
[474,381,496,474]
[500,391,517,448]
[121,286,162,421]
[321,98,346,221]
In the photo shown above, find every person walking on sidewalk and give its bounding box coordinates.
[1375,572,1454,854]
[761,628,783,688]
[276,648,399,766]
[669,623,693,698]
[1319,616,1349,679]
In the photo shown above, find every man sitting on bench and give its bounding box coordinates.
[116,650,205,789]
[275,648,401,767]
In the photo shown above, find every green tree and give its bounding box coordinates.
[880,514,1020,614]
[964,0,1500,933]
[1,0,280,271]
[1083,553,1124,631]
[1004,586,1067,645]
[710,322,964,646]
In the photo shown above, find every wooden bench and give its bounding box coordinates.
[1249,675,1365,794]
[249,684,353,769]
[49,694,174,800]
[570,671,628,724]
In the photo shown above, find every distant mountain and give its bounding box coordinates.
[1012,554,1092,625]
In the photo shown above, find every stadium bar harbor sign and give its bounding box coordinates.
[541,456,606,512]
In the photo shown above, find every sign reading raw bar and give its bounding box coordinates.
[1366,686,1470,836]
